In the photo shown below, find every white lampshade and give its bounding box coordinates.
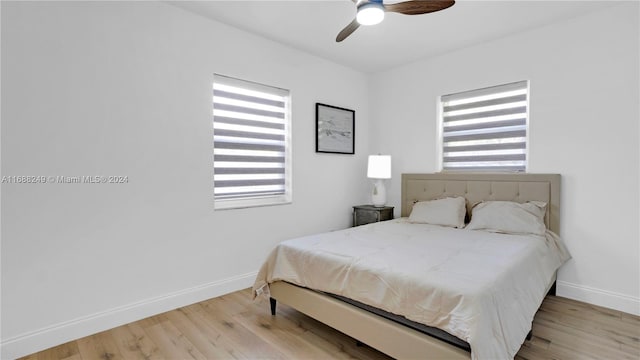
[356,2,385,26]
[367,155,391,179]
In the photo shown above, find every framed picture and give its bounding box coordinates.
[315,103,355,154]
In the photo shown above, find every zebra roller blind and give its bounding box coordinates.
[213,74,291,206]
[441,80,528,172]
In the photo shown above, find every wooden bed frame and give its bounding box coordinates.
[268,173,561,359]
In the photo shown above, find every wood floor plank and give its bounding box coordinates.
[527,334,551,351]
[540,298,638,335]
[21,291,640,360]
[233,307,355,359]
[133,313,167,330]
[143,320,207,360]
[535,308,636,353]
[76,330,125,360]
[178,303,251,359]
[28,341,81,360]
[196,301,288,359]
[215,290,257,316]
[622,312,640,327]
[621,342,640,357]
[515,342,556,360]
[532,319,635,360]
[19,355,38,360]
[545,340,601,360]
[543,308,637,351]
[110,322,164,360]
[163,307,238,359]
[59,355,82,360]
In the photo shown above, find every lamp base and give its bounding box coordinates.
[371,179,386,207]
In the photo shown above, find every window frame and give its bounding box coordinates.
[437,80,530,172]
[212,74,292,210]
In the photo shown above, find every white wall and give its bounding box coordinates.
[369,3,639,315]
[0,2,370,358]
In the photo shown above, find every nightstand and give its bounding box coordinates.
[352,205,394,227]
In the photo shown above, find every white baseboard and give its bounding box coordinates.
[1,272,257,359]
[556,280,640,316]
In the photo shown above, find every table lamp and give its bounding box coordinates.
[367,155,391,207]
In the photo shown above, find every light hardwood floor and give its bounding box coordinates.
[21,289,640,360]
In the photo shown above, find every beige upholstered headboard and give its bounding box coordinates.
[401,173,561,234]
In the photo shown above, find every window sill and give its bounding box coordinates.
[214,195,292,210]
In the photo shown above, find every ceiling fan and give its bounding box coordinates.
[336,0,455,42]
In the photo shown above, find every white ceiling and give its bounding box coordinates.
[169,0,617,73]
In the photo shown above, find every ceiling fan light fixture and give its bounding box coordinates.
[356,3,385,26]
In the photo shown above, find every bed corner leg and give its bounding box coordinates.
[547,281,557,296]
[526,330,533,341]
[270,297,277,316]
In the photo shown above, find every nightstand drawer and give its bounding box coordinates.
[352,205,394,227]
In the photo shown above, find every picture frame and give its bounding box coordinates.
[315,103,355,154]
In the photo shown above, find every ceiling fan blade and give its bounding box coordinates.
[336,19,360,42]
[384,0,455,15]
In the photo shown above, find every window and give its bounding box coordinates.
[440,80,529,172]
[212,74,291,209]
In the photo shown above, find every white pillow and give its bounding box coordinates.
[466,201,547,235]
[408,197,466,228]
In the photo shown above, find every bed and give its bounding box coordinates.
[253,173,570,359]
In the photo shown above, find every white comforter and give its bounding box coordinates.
[253,219,570,360]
